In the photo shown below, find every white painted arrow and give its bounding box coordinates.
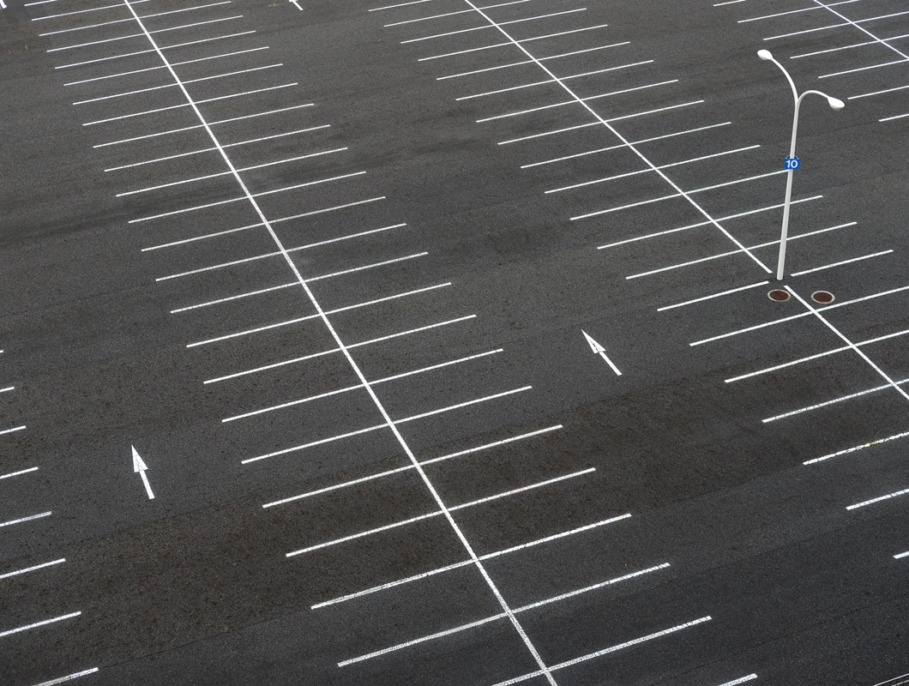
[132,446,155,500]
[582,330,622,376]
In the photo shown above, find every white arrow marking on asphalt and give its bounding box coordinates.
[582,330,622,376]
[132,446,155,500]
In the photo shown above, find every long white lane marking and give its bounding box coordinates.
[0,425,26,436]
[499,100,704,145]
[765,9,909,43]
[847,486,909,511]
[547,145,759,194]
[820,59,909,79]
[790,250,893,276]
[438,42,629,79]
[786,287,909,403]
[385,0,530,25]
[598,196,823,250]
[740,1,856,22]
[125,2,550,677]
[713,677,758,686]
[265,422,555,508]
[49,15,244,52]
[0,559,66,581]
[371,0,437,10]
[0,612,80,638]
[807,3,909,61]
[895,552,909,560]
[805,430,909,465]
[401,8,587,43]
[0,385,14,393]
[65,46,270,86]
[337,562,667,666]
[418,22,610,60]
[0,466,40,479]
[850,82,909,100]
[457,62,652,100]
[33,1,148,20]
[30,669,100,686]
[690,284,909,347]
[766,379,907,424]
[658,281,770,312]
[41,17,133,36]
[208,315,476,384]
[881,112,909,123]
[492,617,713,685]
[524,122,730,168]
[39,1,231,36]
[288,467,592,557]
[311,507,623,609]
[0,511,52,528]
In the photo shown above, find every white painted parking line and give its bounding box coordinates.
[438,42,629,79]
[401,8,588,44]
[40,17,133,37]
[288,467,591,557]
[337,561,666,666]
[33,1,149,21]
[850,83,909,100]
[713,677,758,686]
[0,425,26,436]
[371,0,437,10]
[713,0,746,6]
[895,552,909,560]
[49,15,245,52]
[739,2,856,23]
[805,429,909,465]
[765,9,909,43]
[477,80,679,122]
[547,145,759,193]
[871,672,909,686]
[30,669,100,686]
[418,22,610,60]
[39,1,232,36]
[312,507,623,609]
[820,59,909,79]
[790,250,894,276]
[56,31,258,70]
[457,62,652,100]
[499,100,704,145]
[598,196,824,250]
[0,385,13,393]
[766,378,908,424]
[847,486,909,511]
[691,284,909,347]
[385,0,530,26]
[572,170,786,221]
[491,617,713,685]
[523,122,730,168]
[0,612,81,639]
[0,511,51,528]
[173,282,297,313]
[658,281,770,312]
[210,315,476,385]
[880,112,909,123]
[0,466,39,480]
[65,46,270,87]
[0,559,66,581]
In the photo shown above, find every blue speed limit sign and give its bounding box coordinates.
[784,156,800,170]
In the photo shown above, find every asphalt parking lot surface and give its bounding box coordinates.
[1,0,908,684]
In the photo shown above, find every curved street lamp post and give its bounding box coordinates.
[757,49,844,281]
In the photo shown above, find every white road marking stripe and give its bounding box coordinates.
[766,379,907,424]
[0,511,51,528]
[290,467,590,557]
[41,17,133,36]
[211,316,476,385]
[0,466,39,479]
[370,0,436,10]
[0,425,26,436]
[881,112,909,122]
[29,669,100,686]
[40,1,231,36]
[658,281,770,312]
[790,250,893,276]
[895,552,909,560]
[850,82,909,100]
[438,42,628,79]
[418,22,610,60]
[847,486,909,511]
[713,677,758,686]
[740,1,855,23]
[805,430,909,465]
[0,612,81,638]
[492,617,713,685]
[33,1,148,20]
[401,8,587,43]
[457,62,652,100]
[0,559,65,581]
[385,0,529,26]
[0,385,14,393]
[49,15,243,52]
[765,9,909,43]
[821,59,909,79]
[396,385,531,424]
[172,282,297,313]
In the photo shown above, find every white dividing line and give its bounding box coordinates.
[400,8,587,43]
[172,282,295,313]
[48,15,245,52]
[65,46,270,86]
[847,486,909,511]
[850,83,909,100]
[210,315,476,385]
[573,170,786,221]
[690,283,909,347]
[0,612,81,638]
[739,1,856,23]
[30,669,100,686]
[0,466,39,479]
[289,467,593,557]
[56,31,258,69]
[598,196,823,250]
[311,508,624,609]
[438,42,629,80]
[40,17,133,37]
[0,512,52,528]
[33,1,148,20]
[384,0,530,26]
[0,425,26,436]
[786,287,909,403]
[371,0,436,10]
[872,672,909,686]
[523,122,730,168]
[418,22,610,60]
[76,63,282,106]
[547,145,759,194]
[765,378,908,424]
[491,617,713,686]
[115,147,344,196]
[337,562,668,666]
[820,59,909,79]
[804,429,909,465]
[477,79,679,122]
[713,0,745,5]
[122,2,551,678]
[790,250,893,276]
[0,385,14,393]
[456,62,652,100]
[499,100,704,145]
[713,677,758,686]
[881,112,909,123]
[895,552,909,560]
[658,281,770,312]
[39,1,231,36]
[0,559,66,581]
[808,2,909,62]
[265,422,556,507]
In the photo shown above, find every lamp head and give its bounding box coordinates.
[827,96,845,111]
[757,49,773,61]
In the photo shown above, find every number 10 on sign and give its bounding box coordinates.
[784,156,800,170]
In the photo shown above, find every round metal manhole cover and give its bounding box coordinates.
[812,290,835,304]
[768,289,790,302]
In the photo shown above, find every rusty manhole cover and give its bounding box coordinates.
[768,289,790,302]
[811,290,835,304]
